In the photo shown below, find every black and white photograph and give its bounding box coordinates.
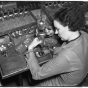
[0,1,88,87]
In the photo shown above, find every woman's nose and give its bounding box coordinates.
[55,29,58,34]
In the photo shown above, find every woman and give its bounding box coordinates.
[26,5,88,86]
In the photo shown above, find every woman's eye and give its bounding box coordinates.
[56,28,59,31]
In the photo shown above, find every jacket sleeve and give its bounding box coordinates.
[27,50,71,80]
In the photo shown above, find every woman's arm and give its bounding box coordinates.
[26,50,71,80]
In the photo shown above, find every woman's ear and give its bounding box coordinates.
[66,26,70,32]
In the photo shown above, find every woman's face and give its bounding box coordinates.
[54,20,69,41]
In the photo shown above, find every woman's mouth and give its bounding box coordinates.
[58,35,64,40]
[58,34,61,38]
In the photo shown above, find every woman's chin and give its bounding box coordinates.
[61,38,66,41]
[61,38,63,40]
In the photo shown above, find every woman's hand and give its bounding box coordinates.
[28,37,42,50]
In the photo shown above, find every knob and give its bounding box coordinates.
[19,6,24,16]
[53,2,57,6]
[11,32,16,38]
[0,45,6,51]
[3,10,9,20]
[0,12,4,21]
[48,2,52,6]
[14,8,19,17]
[45,3,48,7]
[18,30,23,36]
[24,6,29,16]
[9,10,13,16]
[8,10,14,19]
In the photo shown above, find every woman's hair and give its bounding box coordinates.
[54,2,86,32]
